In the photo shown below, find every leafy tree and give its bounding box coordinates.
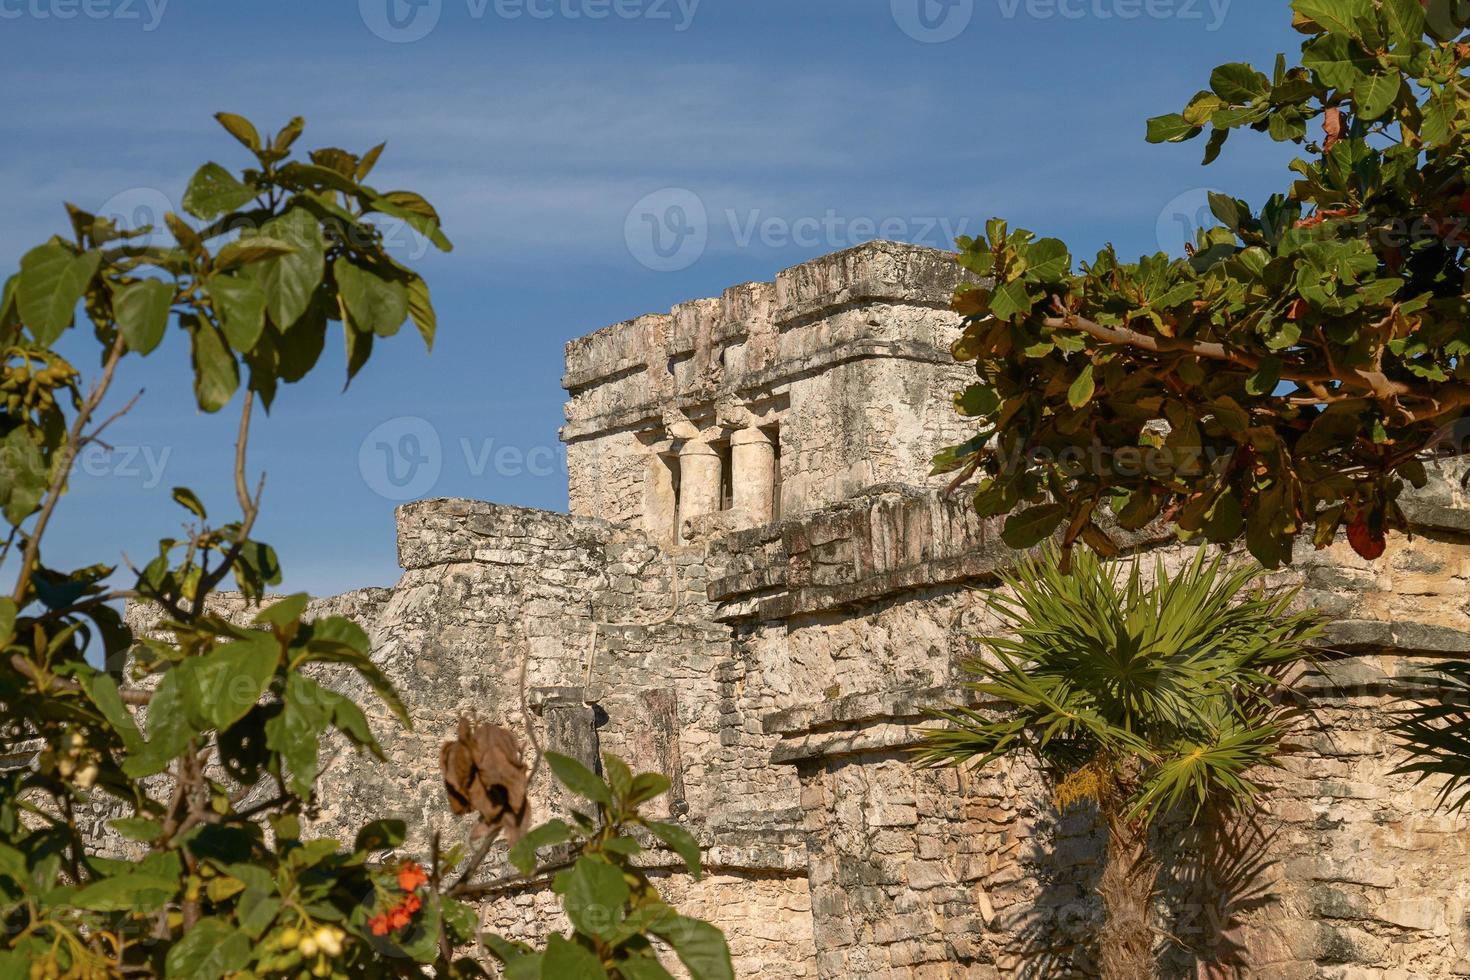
[0,113,728,979]
[916,547,1321,979]
[934,0,1470,568]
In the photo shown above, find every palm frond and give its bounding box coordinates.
[917,543,1321,826]
[1391,662,1470,812]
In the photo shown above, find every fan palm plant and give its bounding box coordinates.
[1391,661,1470,812]
[915,546,1321,979]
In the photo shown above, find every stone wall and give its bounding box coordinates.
[562,241,975,538]
[704,475,1470,979]
[118,242,1470,978]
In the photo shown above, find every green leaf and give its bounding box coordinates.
[1353,72,1400,120]
[0,598,15,645]
[555,856,630,939]
[1025,238,1071,281]
[603,753,634,801]
[74,872,178,913]
[650,916,733,980]
[213,237,296,273]
[546,752,612,805]
[988,280,1033,321]
[1246,357,1282,396]
[17,241,98,346]
[1202,128,1229,165]
[193,635,279,730]
[109,818,163,843]
[1381,0,1426,43]
[955,385,1001,418]
[214,112,261,152]
[541,935,608,980]
[122,664,200,778]
[335,257,409,337]
[265,673,327,798]
[643,820,701,877]
[509,819,572,875]
[182,163,258,221]
[354,818,407,852]
[407,275,436,351]
[113,278,174,355]
[1208,396,1250,433]
[246,207,325,329]
[303,620,409,727]
[1146,113,1200,144]
[0,429,47,526]
[1302,32,1375,90]
[367,190,453,253]
[627,771,671,806]
[1210,63,1270,103]
[164,918,251,980]
[207,274,267,351]
[254,593,308,627]
[187,315,240,412]
[344,311,374,383]
[171,486,207,520]
[1292,0,1372,37]
[1001,503,1066,550]
[1067,364,1096,408]
[272,116,306,154]
[81,672,144,753]
[615,953,678,980]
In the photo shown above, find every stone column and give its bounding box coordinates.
[643,451,679,544]
[731,426,776,524]
[677,439,722,538]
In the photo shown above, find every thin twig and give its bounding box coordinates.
[189,391,265,618]
[449,855,578,901]
[12,333,128,604]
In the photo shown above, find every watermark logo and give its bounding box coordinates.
[0,0,169,30]
[625,187,707,273]
[1156,187,1224,257]
[360,0,442,42]
[891,0,974,42]
[360,416,443,501]
[96,186,176,250]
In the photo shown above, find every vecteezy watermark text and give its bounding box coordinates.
[994,0,1231,30]
[358,416,568,501]
[624,187,973,272]
[359,0,698,43]
[0,0,168,30]
[73,445,172,489]
[890,0,1230,43]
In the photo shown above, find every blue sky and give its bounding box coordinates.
[0,0,1304,597]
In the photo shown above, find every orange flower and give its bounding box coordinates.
[397,861,428,893]
[369,914,391,937]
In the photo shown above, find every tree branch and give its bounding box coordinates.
[189,391,264,618]
[1042,303,1470,421]
[11,333,128,604]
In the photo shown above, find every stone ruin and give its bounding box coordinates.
[133,241,1470,977]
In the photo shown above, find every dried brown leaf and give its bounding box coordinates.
[440,714,531,842]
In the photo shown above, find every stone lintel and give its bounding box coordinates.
[562,240,965,392]
[560,337,958,444]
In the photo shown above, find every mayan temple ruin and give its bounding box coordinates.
[131,240,1470,978]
